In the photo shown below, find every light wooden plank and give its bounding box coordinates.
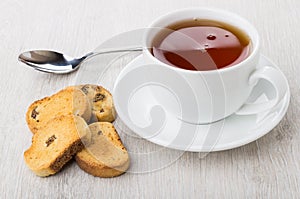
[0,0,299,198]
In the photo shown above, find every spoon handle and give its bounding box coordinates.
[84,46,144,60]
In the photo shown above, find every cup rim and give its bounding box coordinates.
[144,7,260,74]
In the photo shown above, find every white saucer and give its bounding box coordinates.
[113,55,290,152]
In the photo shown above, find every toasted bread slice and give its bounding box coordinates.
[77,85,116,123]
[75,122,129,177]
[26,86,91,134]
[24,115,91,177]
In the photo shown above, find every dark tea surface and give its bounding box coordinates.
[151,19,251,71]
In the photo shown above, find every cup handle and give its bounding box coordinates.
[235,66,288,115]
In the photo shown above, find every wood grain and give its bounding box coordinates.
[0,0,299,198]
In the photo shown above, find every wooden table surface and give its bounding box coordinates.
[1,0,299,198]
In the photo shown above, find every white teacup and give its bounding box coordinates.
[116,8,288,124]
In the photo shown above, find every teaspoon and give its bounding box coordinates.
[18,47,143,74]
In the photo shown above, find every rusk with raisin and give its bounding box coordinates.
[26,86,91,134]
[75,122,129,178]
[77,84,116,123]
[24,115,91,177]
